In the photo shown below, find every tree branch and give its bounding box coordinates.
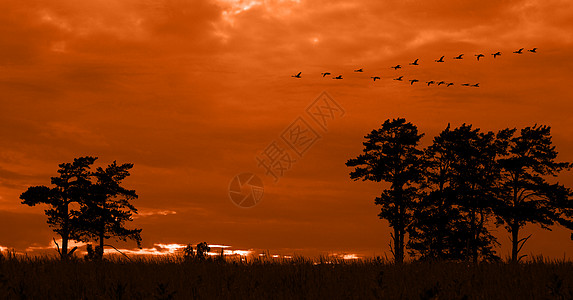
[516,234,532,255]
[104,244,132,261]
[53,237,61,257]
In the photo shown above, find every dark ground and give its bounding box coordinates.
[1,254,572,299]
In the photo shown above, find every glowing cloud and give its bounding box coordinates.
[342,254,359,260]
[136,209,178,217]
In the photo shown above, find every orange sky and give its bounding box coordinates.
[1,0,573,259]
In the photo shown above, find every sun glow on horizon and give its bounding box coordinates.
[14,239,365,261]
[19,240,257,257]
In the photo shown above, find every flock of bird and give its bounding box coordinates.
[291,48,538,88]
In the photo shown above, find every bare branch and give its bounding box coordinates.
[104,244,133,262]
[517,234,533,254]
[68,246,78,257]
[53,237,61,257]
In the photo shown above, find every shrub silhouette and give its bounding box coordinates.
[196,242,210,260]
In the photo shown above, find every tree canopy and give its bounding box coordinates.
[348,120,573,263]
[20,157,141,260]
[346,118,425,263]
[20,156,96,260]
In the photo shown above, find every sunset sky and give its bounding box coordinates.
[1,0,573,259]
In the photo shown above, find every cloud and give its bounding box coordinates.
[136,209,177,217]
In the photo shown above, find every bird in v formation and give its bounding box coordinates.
[291,47,537,88]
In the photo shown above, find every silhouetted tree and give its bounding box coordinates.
[407,126,468,260]
[495,125,573,262]
[409,125,507,262]
[346,118,424,264]
[196,242,210,260]
[20,156,97,260]
[84,244,100,261]
[77,161,142,259]
[183,244,195,261]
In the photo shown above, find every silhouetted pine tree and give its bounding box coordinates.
[77,161,142,259]
[346,118,424,264]
[20,156,97,260]
[408,124,506,262]
[407,127,468,260]
[495,125,573,262]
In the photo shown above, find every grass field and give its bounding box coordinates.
[1,253,572,299]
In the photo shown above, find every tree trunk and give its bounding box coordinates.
[395,183,405,264]
[437,181,446,259]
[97,196,106,260]
[399,227,405,263]
[61,202,69,260]
[511,223,519,263]
[61,232,69,260]
[98,226,105,260]
[470,209,478,263]
[511,178,520,263]
[394,227,403,264]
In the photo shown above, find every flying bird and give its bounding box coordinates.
[333,75,343,79]
[453,54,464,59]
[321,72,331,77]
[513,48,524,54]
[492,51,501,58]
[409,79,419,85]
[394,76,404,81]
[471,83,480,87]
[371,76,381,81]
[354,68,363,72]
[475,54,485,61]
[528,48,537,53]
[435,56,445,62]
[409,59,419,65]
[446,83,454,87]
[391,65,402,70]
[461,83,470,86]
[426,81,435,86]
[437,81,446,86]
[291,72,302,78]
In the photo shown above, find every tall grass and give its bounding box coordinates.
[0,252,572,299]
